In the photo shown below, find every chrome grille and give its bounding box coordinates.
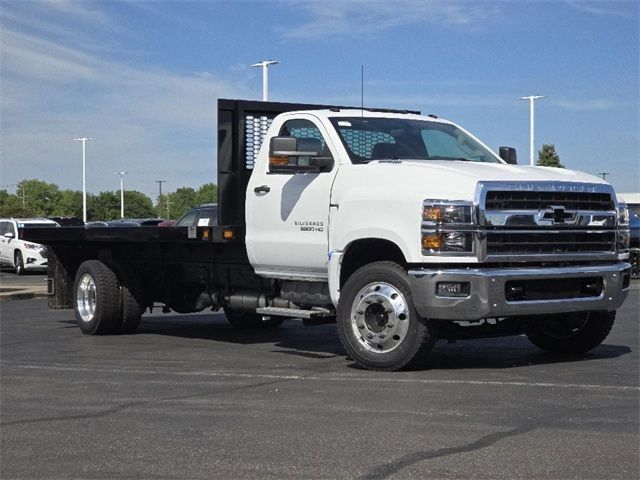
[485,190,614,211]
[486,231,616,255]
[478,182,618,261]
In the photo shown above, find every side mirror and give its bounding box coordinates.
[269,136,333,173]
[499,146,517,165]
[4,232,14,238]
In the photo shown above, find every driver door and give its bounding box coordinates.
[246,115,339,281]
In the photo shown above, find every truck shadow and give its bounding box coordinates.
[116,313,633,370]
[425,336,631,370]
[136,313,347,357]
[57,314,631,370]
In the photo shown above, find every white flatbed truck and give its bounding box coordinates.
[20,99,632,370]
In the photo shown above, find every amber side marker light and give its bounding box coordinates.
[422,233,444,250]
[223,229,234,240]
[269,156,288,166]
[201,229,210,241]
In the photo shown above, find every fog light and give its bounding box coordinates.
[436,282,470,297]
[422,233,444,250]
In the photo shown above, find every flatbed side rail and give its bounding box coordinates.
[19,225,245,244]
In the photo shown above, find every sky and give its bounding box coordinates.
[1,0,638,199]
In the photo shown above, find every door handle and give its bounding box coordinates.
[254,185,271,194]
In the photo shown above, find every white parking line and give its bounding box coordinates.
[6,363,639,392]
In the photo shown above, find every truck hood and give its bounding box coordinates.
[332,160,611,206]
[364,160,607,198]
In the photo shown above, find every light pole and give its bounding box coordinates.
[250,60,280,101]
[517,95,545,166]
[155,180,166,217]
[74,137,92,222]
[115,171,128,218]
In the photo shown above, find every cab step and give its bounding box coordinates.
[256,306,333,319]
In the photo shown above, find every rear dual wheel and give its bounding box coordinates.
[74,260,143,335]
[337,261,437,371]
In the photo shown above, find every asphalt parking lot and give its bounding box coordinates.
[1,286,639,479]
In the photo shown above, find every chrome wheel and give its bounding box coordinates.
[76,273,97,322]
[350,282,410,353]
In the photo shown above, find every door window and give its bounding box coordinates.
[0,222,8,236]
[278,119,330,168]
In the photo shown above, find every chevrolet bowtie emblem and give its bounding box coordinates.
[552,206,566,224]
[538,205,571,224]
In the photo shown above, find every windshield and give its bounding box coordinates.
[329,117,500,164]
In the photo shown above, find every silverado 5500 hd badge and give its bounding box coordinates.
[294,220,324,232]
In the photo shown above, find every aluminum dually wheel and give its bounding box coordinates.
[338,261,437,371]
[350,282,411,353]
[73,260,122,335]
[76,273,97,323]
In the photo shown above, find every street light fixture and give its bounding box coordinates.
[73,137,92,222]
[250,60,280,101]
[517,95,545,166]
[114,171,128,219]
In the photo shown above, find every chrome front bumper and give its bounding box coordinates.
[408,263,631,321]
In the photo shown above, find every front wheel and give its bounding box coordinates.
[526,311,615,354]
[337,261,437,371]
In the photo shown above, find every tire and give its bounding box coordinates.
[14,251,24,276]
[526,311,615,354]
[337,261,437,371]
[223,307,284,329]
[73,260,122,335]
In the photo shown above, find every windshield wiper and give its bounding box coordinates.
[425,156,471,162]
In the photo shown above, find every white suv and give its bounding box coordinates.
[0,218,58,275]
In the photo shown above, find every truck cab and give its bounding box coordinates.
[244,106,631,369]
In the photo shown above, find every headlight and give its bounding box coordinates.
[23,243,40,250]
[422,200,475,255]
[617,203,629,226]
[423,202,473,225]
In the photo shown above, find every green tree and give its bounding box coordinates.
[122,190,155,218]
[196,183,218,205]
[16,179,62,216]
[537,144,564,168]
[51,190,83,217]
[159,187,197,220]
[0,190,37,218]
[89,191,119,221]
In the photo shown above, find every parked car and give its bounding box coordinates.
[626,203,640,278]
[85,218,165,228]
[158,204,218,227]
[619,194,639,278]
[0,218,58,274]
[627,203,640,247]
[48,216,85,227]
